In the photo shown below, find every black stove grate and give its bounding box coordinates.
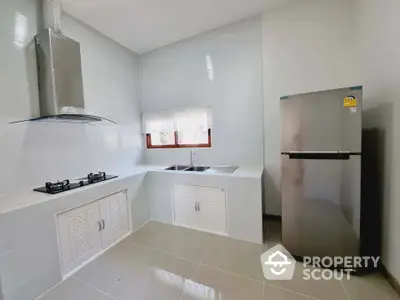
[34,173,118,194]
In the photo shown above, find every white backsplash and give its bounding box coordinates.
[0,121,143,195]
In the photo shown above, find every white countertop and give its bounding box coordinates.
[0,167,148,215]
[0,165,262,215]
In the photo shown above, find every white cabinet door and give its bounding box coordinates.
[98,191,130,249]
[198,186,227,235]
[173,184,198,228]
[57,202,102,275]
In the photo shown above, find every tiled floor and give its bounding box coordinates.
[38,220,399,300]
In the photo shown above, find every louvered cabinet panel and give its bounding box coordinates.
[197,186,227,235]
[57,202,102,275]
[173,184,198,228]
[98,191,129,249]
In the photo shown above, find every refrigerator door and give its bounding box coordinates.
[281,152,361,260]
[281,87,362,152]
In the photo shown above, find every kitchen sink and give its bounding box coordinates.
[164,165,236,173]
[184,166,210,172]
[206,166,238,174]
[164,165,191,171]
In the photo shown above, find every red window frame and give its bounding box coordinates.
[146,129,212,149]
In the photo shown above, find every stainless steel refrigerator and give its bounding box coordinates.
[280,86,362,260]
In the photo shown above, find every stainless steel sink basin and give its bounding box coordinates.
[164,165,191,171]
[184,166,210,172]
[205,166,238,174]
[164,165,236,174]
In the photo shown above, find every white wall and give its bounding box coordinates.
[355,0,400,282]
[0,4,143,196]
[0,0,40,122]
[262,0,360,215]
[62,14,141,126]
[139,17,263,167]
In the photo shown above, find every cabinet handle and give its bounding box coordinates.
[195,202,198,211]
[98,221,102,231]
[102,220,106,230]
[197,202,200,211]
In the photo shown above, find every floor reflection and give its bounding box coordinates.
[154,268,216,299]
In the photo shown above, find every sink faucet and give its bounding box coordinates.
[190,149,196,166]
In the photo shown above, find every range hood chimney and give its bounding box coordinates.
[12,0,115,124]
[42,0,62,33]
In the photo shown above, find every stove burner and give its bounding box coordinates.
[45,180,70,193]
[34,172,118,194]
[87,172,106,184]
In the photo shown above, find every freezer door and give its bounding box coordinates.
[281,87,362,152]
[281,152,361,259]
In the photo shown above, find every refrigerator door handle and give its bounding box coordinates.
[285,151,351,160]
[286,150,351,153]
[281,150,351,154]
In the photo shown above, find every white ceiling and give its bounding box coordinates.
[62,0,291,54]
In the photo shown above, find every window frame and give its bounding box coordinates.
[146,129,212,149]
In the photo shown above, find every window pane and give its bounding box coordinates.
[177,130,208,145]
[150,132,175,146]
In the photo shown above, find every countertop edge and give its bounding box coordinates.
[0,165,263,214]
[146,165,263,178]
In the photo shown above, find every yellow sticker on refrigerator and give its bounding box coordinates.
[344,95,357,108]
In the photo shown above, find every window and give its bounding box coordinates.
[142,108,212,149]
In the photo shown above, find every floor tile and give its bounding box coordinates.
[108,245,198,300]
[128,221,208,263]
[38,277,114,300]
[265,262,348,300]
[201,232,266,281]
[74,238,146,293]
[263,284,312,300]
[342,273,399,300]
[180,265,263,300]
[44,221,400,300]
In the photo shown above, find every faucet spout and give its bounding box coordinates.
[190,149,196,166]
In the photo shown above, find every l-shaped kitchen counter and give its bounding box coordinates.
[0,165,263,300]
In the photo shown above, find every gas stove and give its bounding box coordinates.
[33,172,118,194]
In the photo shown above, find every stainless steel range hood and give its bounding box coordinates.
[12,0,114,124]
[35,28,105,122]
